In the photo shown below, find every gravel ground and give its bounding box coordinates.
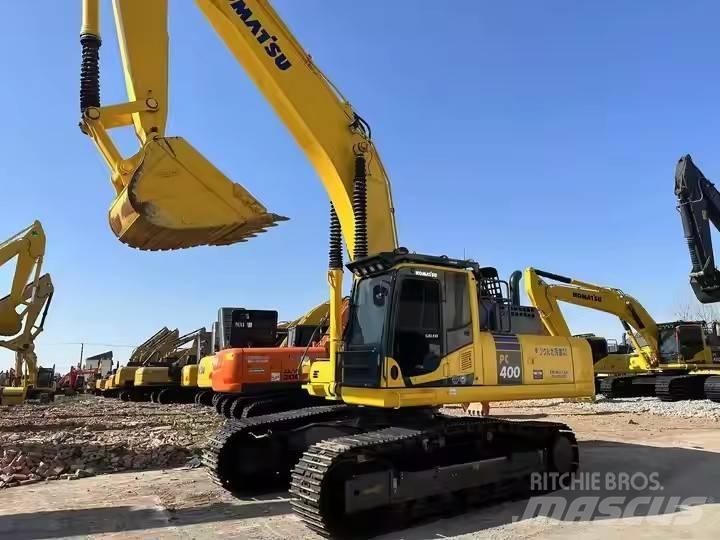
[479,396,720,420]
[2,399,720,540]
[0,394,223,488]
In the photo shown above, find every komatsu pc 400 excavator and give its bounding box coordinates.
[79,1,598,534]
[524,268,720,401]
[0,222,55,404]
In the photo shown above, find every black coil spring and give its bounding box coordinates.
[352,156,368,259]
[687,238,702,270]
[80,34,101,112]
[329,204,343,270]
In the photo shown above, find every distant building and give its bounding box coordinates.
[84,351,113,376]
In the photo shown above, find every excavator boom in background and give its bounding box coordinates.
[0,221,55,404]
[524,267,720,400]
[0,221,46,336]
[675,154,720,303]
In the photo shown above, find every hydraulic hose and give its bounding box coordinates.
[352,156,368,259]
[329,204,342,270]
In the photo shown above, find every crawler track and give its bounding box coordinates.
[599,375,657,398]
[704,375,720,402]
[655,374,710,401]
[202,405,351,493]
[290,416,578,538]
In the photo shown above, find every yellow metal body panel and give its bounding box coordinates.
[181,365,198,387]
[197,355,215,389]
[114,366,138,387]
[135,366,173,386]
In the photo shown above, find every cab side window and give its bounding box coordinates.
[445,272,473,352]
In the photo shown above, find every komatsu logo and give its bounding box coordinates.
[414,270,438,278]
[229,1,292,71]
[572,291,602,302]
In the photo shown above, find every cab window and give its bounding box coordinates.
[392,277,442,376]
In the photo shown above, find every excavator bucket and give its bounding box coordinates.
[0,309,21,336]
[109,137,288,251]
[0,386,26,405]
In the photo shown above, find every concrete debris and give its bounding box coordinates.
[0,395,223,490]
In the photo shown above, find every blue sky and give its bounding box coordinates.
[1,1,718,373]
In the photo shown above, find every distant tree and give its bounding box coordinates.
[675,297,720,322]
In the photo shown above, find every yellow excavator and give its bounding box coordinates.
[79,1,598,535]
[133,327,211,403]
[524,267,720,400]
[0,222,55,405]
[115,327,178,398]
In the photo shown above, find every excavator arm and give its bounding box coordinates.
[675,154,720,303]
[524,267,659,365]
[79,0,397,256]
[0,273,54,388]
[140,328,181,365]
[0,221,46,336]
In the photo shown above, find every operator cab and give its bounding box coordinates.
[656,321,706,363]
[341,249,546,388]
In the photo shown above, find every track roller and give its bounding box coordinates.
[157,389,175,405]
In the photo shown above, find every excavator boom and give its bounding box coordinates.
[524,267,658,363]
[0,221,46,335]
[675,154,720,303]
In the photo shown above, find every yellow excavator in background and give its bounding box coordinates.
[79,1,600,535]
[133,327,211,403]
[110,327,180,399]
[524,267,720,400]
[0,222,55,404]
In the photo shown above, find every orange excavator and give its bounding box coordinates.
[210,301,347,418]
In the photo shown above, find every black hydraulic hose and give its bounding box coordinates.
[80,33,101,111]
[352,156,368,260]
[329,204,342,270]
[534,269,572,284]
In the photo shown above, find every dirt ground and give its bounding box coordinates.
[2,403,720,539]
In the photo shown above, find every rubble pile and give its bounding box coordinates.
[0,396,222,489]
